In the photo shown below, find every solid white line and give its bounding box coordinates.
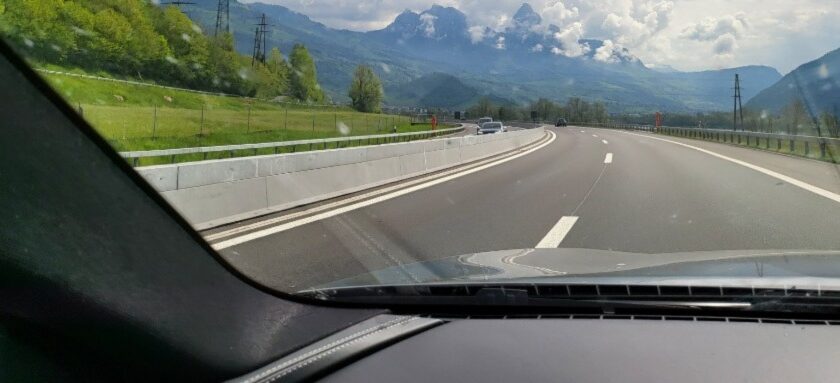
[212,131,557,250]
[580,130,585,133]
[604,153,613,164]
[623,131,840,205]
[205,135,537,241]
[536,216,579,248]
[592,134,599,138]
[602,139,609,145]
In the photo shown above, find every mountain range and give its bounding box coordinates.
[746,47,840,115]
[182,1,792,112]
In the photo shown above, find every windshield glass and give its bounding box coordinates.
[4,0,840,297]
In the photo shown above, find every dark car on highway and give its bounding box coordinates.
[555,118,568,127]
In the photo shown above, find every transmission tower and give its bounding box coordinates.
[733,73,743,131]
[161,1,195,17]
[214,0,230,37]
[252,14,269,66]
[161,0,195,9]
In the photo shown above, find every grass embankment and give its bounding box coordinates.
[41,70,443,158]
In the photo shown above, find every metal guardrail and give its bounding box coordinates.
[571,122,840,162]
[121,126,465,166]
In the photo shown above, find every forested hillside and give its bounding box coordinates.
[0,0,322,101]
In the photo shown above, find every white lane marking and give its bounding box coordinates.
[212,131,557,250]
[604,153,613,164]
[623,131,840,205]
[602,139,609,145]
[536,216,579,248]
[592,134,599,138]
[205,135,541,241]
[580,130,585,133]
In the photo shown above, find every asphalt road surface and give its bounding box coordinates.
[205,126,840,291]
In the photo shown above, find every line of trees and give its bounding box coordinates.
[0,0,325,102]
[466,97,610,123]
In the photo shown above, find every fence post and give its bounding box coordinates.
[199,105,205,137]
[152,104,158,140]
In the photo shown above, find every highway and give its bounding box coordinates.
[204,126,840,291]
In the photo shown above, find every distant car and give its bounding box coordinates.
[477,121,506,135]
[555,118,568,127]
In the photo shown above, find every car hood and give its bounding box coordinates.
[311,248,840,291]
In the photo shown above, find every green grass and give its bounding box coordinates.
[40,70,441,155]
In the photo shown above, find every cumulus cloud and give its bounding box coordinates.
[711,33,737,55]
[419,13,437,37]
[593,39,618,62]
[541,1,579,23]
[681,12,749,41]
[552,21,589,57]
[531,43,544,52]
[598,0,673,47]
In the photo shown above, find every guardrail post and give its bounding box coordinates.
[765,137,770,149]
[820,141,826,158]
[804,141,810,156]
[133,158,138,167]
[790,139,794,152]
[777,139,781,151]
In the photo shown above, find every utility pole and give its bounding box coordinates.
[733,73,743,131]
[251,14,269,66]
[214,0,230,37]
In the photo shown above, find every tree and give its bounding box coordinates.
[348,65,383,113]
[289,44,323,102]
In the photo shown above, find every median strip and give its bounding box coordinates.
[211,131,557,250]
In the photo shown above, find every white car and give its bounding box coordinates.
[477,121,507,134]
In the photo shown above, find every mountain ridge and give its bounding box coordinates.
[185,1,784,112]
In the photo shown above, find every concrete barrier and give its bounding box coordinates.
[137,127,546,229]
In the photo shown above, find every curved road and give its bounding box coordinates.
[205,126,840,291]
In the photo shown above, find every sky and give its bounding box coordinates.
[242,0,840,74]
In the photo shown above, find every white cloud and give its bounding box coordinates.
[681,12,748,41]
[495,35,506,49]
[419,13,437,37]
[531,43,544,52]
[712,33,737,55]
[593,39,618,62]
[541,1,578,23]
[552,21,589,57]
[468,25,488,43]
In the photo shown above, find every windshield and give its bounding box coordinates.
[4,0,840,298]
